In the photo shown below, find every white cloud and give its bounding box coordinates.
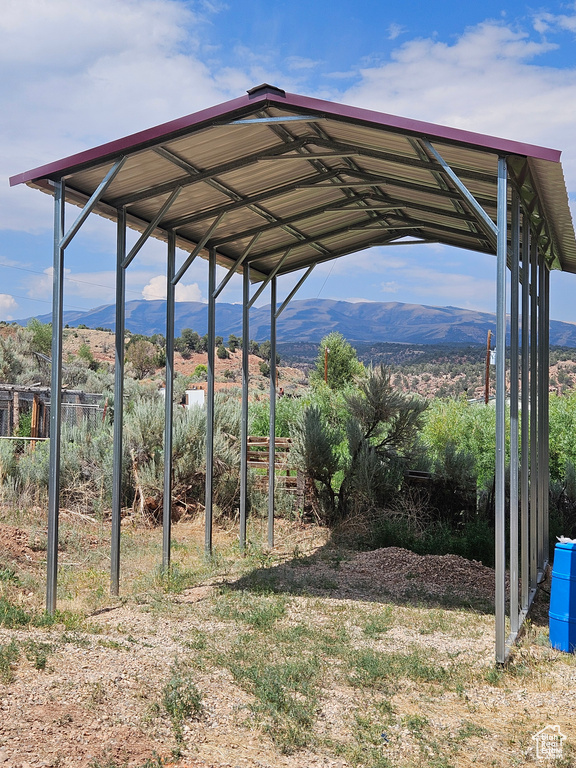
[341,20,576,185]
[340,297,377,303]
[26,266,165,303]
[142,276,169,301]
[394,267,496,310]
[142,274,204,302]
[533,9,576,35]
[387,23,405,41]
[286,56,319,71]
[381,281,400,294]
[0,0,244,231]
[176,282,204,302]
[0,294,18,319]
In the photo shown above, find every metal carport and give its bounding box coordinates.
[10,83,576,662]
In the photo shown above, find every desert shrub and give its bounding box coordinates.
[549,392,576,482]
[125,392,241,520]
[27,318,52,356]
[14,411,32,438]
[17,441,50,502]
[0,441,17,486]
[77,342,98,371]
[59,420,116,511]
[125,338,157,380]
[421,397,504,490]
[192,364,207,379]
[310,332,364,389]
[249,395,304,438]
[549,459,576,541]
[427,441,478,526]
[0,334,25,381]
[292,366,426,524]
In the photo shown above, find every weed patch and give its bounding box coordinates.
[221,631,322,754]
[0,596,31,627]
[0,566,19,584]
[349,648,450,690]
[161,659,202,750]
[23,639,53,670]
[363,606,394,638]
[0,640,19,684]
[330,704,395,768]
[213,589,288,630]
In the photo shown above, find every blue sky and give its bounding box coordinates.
[2,0,576,324]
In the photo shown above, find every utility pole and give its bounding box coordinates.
[485,329,492,404]
[324,346,329,384]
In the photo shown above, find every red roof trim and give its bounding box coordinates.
[10,87,561,187]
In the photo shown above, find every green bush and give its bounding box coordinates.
[292,366,426,524]
[249,396,304,438]
[421,397,503,490]
[364,516,494,567]
[310,332,364,389]
[27,318,52,356]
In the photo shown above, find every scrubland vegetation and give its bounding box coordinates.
[1,321,576,561]
[1,321,576,766]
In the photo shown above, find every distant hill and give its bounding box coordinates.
[21,298,576,347]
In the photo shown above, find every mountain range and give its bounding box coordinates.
[23,298,576,347]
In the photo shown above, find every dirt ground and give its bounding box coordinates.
[0,519,574,768]
[62,328,308,396]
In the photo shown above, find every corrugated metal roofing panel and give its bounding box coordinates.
[9,85,575,276]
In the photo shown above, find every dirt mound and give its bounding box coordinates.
[338,546,500,605]
[0,524,43,567]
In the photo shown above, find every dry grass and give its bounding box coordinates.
[0,507,575,768]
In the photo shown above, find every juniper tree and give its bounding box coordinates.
[311,332,364,390]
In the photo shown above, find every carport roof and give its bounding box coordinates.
[10,83,576,277]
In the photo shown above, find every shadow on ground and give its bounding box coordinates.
[222,541,509,615]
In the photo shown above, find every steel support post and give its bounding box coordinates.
[268,277,277,549]
[520,218,530,611]
[543,265,550,564]
[509,191,520,635]
[110,209,127,596]
[537,259,549,572]
[529,237,539,590]
[240,264,250,549]
[205,248,216,555]
[537,254,546,576]
[46,179,65,614]
[495,157,507,663]
[162,231,176,571]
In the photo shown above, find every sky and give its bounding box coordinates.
[2,0,576,325]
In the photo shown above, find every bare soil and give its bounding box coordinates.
[62,328,308,396]
[0,519,574,768]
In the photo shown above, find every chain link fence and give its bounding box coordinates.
[0,387,105,438]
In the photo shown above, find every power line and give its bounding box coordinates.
[0,259,171,306]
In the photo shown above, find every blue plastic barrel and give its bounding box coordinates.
[549,541,576,653]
